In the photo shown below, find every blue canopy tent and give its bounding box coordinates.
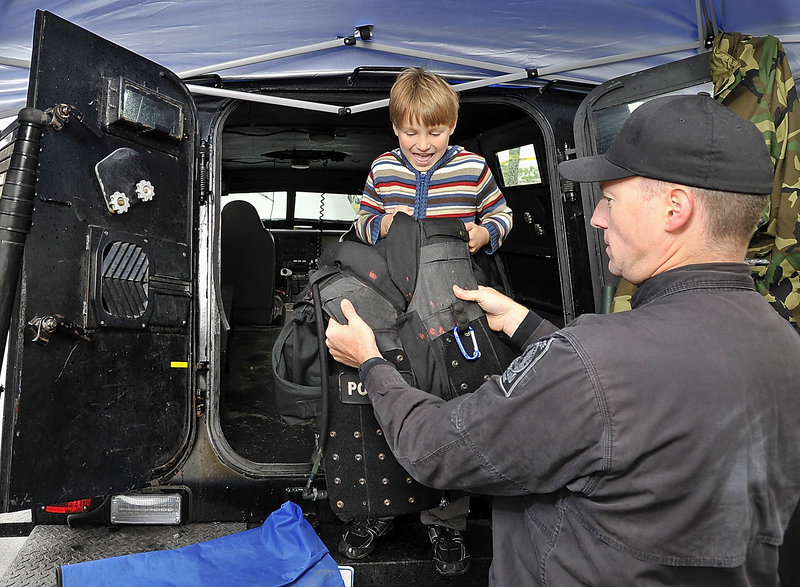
[1,0,799,123]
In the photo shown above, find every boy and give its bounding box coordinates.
[342,68,512,576]
[353,68,512,255]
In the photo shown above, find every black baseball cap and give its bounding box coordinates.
[558,93,774,195]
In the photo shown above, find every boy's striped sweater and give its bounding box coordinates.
[354,145,513,253]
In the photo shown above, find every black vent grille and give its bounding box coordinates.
[100,241,149,318]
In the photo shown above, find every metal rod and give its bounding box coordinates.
[0,56,30,69]
[354,40,521,74]
[186,84,344,114]
[448,71,530,92]
[695,0,706,51]
[177,39,345,79]
[536,42,700,77]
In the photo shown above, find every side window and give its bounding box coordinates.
[295,192,360,223]
[221,191,359,224]
[496,144,542,187]
[221,192,287,220]
[590,82,715,154]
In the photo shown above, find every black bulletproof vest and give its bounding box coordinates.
[274,214,515,520]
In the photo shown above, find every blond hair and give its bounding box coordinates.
[389,68,459,127]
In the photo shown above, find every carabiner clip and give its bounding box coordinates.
[453,325,480,360]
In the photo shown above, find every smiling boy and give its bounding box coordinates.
[344,68,513,576]
[353,68,512,255]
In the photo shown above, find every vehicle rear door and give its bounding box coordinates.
[0,10,197,510]
[571,53,715,309]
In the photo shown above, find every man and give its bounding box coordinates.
[325,94,800,585]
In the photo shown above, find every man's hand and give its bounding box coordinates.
[453,284,529,337]
[379,206,413,238]
[463,222,490,254]
[325,299,382,367]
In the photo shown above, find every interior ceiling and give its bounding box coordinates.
[220,99,527,192]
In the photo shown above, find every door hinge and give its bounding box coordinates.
[194,361,209,417]
[559,142,579,204]
[198,140,210,206]
[28,314,93,346]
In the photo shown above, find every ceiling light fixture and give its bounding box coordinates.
[291,159,311,170]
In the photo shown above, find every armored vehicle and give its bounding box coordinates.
[0,10,797,586]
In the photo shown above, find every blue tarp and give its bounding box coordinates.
[59,501,344,587]
[1,0,800,119]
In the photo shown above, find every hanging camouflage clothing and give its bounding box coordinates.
[710,32,800,332]
[611,32,800,333]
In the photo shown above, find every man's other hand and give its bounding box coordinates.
[453,284,529,338]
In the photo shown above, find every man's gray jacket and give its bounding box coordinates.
[359,263,800,586]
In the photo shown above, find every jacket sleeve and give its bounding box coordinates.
[361,332,608,496]
[474,161,513,254]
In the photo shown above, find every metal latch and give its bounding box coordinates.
[28,315,93,346]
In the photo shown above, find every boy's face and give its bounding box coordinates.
[392,116,456,172]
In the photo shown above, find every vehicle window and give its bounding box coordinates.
[222,192,287,220]
[222,191,359,223]
[496,144,542,187]
[591,82,715,154]
[295,192,359,222]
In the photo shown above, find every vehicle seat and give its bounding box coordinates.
[221,200,275,325]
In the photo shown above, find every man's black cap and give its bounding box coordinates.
[558,94,774,195]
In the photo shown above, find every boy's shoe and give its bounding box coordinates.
[427,525,471,576]
[338,517,395,560]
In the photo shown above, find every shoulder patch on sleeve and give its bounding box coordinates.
[500,338,553,397]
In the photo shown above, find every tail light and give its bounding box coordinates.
[43,499,93,514]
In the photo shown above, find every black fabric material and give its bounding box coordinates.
[319,240,407,311]
[272,216,517,521]
[273,217,516,425]
[270,290,325,425]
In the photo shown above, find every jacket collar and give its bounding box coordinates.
[630,263,754,308]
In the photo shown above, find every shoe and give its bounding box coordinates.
[338,517,394,560]
[427,525,471,576]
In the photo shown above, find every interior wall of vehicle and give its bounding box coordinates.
[213,91,571,467]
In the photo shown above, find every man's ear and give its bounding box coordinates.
[663,186,694,232]
[392,123,400,137]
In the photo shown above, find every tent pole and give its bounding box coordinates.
[178,39,346,79]
[0,56,30,69]
[352,41,520,74]
[706,1,720,37]
[186,84,343,114]
[536,42,699,77]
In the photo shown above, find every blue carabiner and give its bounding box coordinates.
[453,325,481,360]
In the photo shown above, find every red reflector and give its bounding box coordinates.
[43,499,93,514]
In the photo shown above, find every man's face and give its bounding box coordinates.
[392,117,456,172]
[590,176,665,284]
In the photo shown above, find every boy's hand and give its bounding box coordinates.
[379,206,413,238]
[325,299,381,367]
[464,222,491,253]
[453,284,528,337]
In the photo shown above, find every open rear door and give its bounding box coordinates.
[1,11,197,509]
[571,53,715,309]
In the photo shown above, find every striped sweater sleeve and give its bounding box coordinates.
[354,168,385,244]
[474,160,513,253]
